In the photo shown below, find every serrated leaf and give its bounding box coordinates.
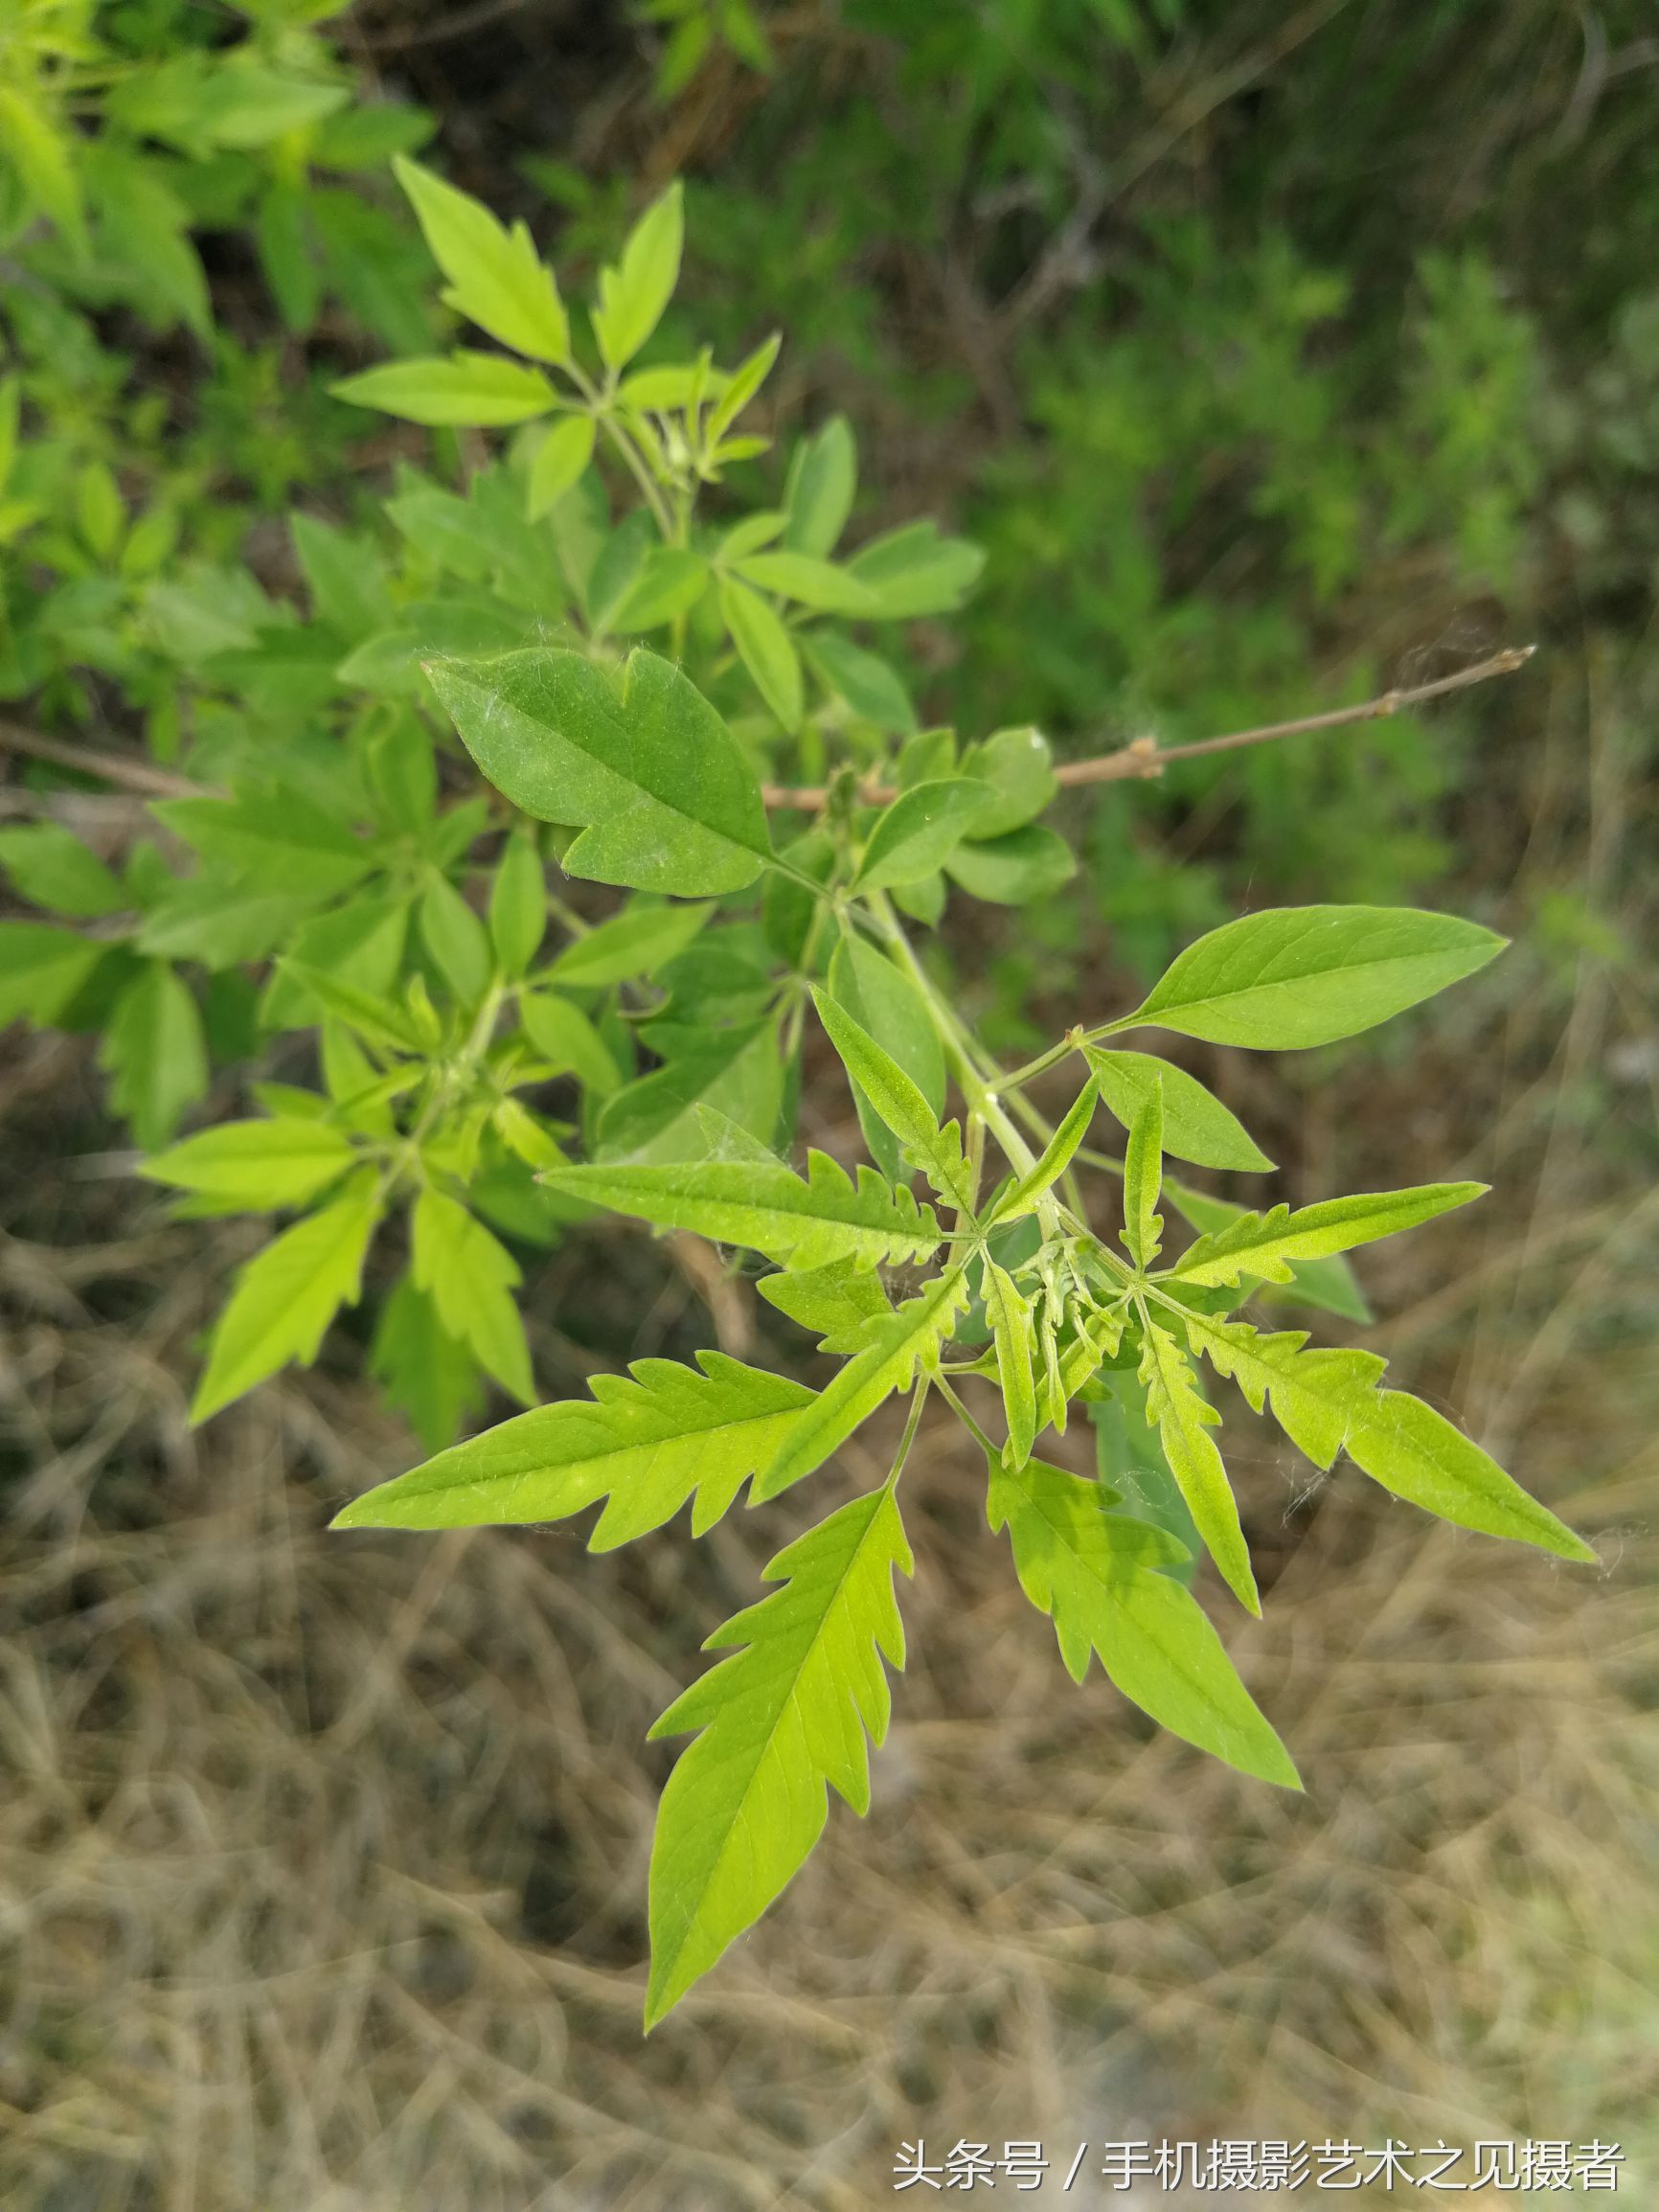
[1087,1048,1273,1174]
[143,1117,356,1209]
[752,1267,969,1503]
[394,155,570,363]
[988,1457,1299,1787]
[411,1187,534,1404]
[335,1349,812,1546]
[192,1173,383,1424]
[426,648,771,898]
[853,779,990,891]
[1165,1176,1371,1322]
[811,987,972,1207]
[1165,1182,1486,1290]
[645,1486,910,2024]
[1139,1320,1259,1614]
[1121,904,1507,1050]
[1178,1308,1592,1562]
[984,1260,1038,1468]
[540,1151,942,1271]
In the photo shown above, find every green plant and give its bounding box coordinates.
[59,161,1582,2027]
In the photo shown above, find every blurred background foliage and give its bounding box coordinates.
[1,1,1655,2204]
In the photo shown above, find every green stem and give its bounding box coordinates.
[933,1372,998,1459]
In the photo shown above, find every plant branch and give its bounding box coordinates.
[0,720,209,799]
[760,646,1534,811]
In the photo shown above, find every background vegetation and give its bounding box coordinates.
[0,0,1654,2203]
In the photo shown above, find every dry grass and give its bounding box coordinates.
[1,695,1655,2208]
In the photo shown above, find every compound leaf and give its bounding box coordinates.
[411,1187,534,1404]
[144,1115,357,1209]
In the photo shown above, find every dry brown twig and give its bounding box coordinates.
[0,646,1534,817]
[760,644,1536,810]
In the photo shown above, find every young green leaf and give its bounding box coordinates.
[704,332,782,444]
[758,1257,895,1354]
[1086,1048,1274,1174]
[810,987,973,1207]
[1165,1175,1371,1323]
[420,876,492,1006]
[646,1486,911,2025]
[1118,905,1506,1050]
[99,962,208,1150]
[526,414,597,520]
[192,1173,383,1424]
[719,575,804,731]
[991,1077,1099,1223]
[801,632,916,734]
[1139,1320,1260,1614]
[426,648,772,898]
[853,779,992,892]
[958,725,1057,839]
[520,991,622,1091]
[988,1457,1300,1787]
[394,154,571,363]
[1121,1075,1164,1270]
[277,962,422,1053]
[411,1187,534,1404]
[336,1349,812,1544]
[1164,1182,1486,1290]
[984,1260,1038,1467]
[732,550,880,616]
[370,1275,484,1457]
[944,823,1076,906]
[0,824,125,919]
[544,900,711,990]
[489,832,547,977]
[539,1152,943,1271]
[0,924,109,1028]
[751,1268,969,1503]
[783,417,855,557]
[593,181,684,371]
[143,1117,357,1209]
[1344,1390,1597,1562]
[331,353,557,426]
[826,934,945,1185]
[847,520,986,616]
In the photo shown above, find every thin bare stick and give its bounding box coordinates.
[0,720,209,800]
[759,645,1534,811]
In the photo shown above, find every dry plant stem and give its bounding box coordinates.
[1,650,1533,816]
[759,646,1536,810]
